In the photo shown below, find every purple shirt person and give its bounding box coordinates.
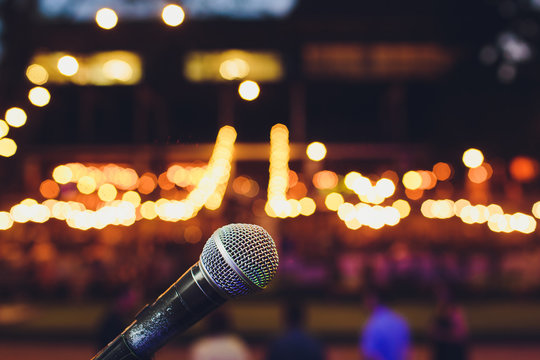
[360,291,411,360]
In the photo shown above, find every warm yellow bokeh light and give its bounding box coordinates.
[306,142,327,161]
[299,197,316,216]
[532,202,540,219]
[140,201,158,220]
[0,138,17,157]
[96,8,118,30]
[220,58,250,80]
[52,165,73,184]
[402,171,422,190]
[238,80,260,101]
[77,176,97,194]
[0,211,13,230]
[463,148,484,168]
[122,191,141,207]
[28,86,51,107]
[375,178,396,198]
[325,192,344,211]
[453,199,471,216]
[103,59,133,81]
[98,184,117,202]
[392,199,411,218]
[5,107,27,127]
[0,120,9,139]
[57,55,79,76]
[162,4,185,27]
[345,218,363,230]
[26,64,49,85]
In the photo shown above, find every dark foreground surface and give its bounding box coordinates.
[2,342,540,360]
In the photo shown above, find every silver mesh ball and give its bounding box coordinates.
[200,224,279,298]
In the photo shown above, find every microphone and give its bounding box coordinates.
[91,223,279,360]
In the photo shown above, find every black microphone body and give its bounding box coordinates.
[91,223,279,360]
[92,264,226,360]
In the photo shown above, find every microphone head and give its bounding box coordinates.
[200,223,279,298]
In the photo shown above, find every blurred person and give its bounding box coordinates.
[267,301,324,360]
[190,309,251,360]
[360,288,411,360]
[430,285,468,360]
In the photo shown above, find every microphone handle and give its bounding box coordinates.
[92,263,227,360]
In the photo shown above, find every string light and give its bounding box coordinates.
[28,86,51,107]
[463,148,484,168]
[162,4,185,27]
[0,138,17,157]
[26,64,49,85]
[2,137,540,238]
[238,80,260,101]
[220,58,250,80]
[57,55,79,76]
[96,8,118,30]
[306,142,327,161]
[0,121,8,138]
[5,107,27,127]
[267,124,291,217]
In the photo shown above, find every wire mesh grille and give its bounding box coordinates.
[200,223,279,297]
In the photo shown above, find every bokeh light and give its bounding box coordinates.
[52,165,73,184]
[313,170,338,189]
[433,162,452,181]
[375,178,396,198]
[233,176,259,197]
[403,171,422,190]
[26,64,49,85]
[5,107,27,127]
[122,191,141,207]
[98,184,117,202]
[158,172,175,190]
[299,197,316,216]
[0,121,9,139]
[96,8,118,30]
[0,138,17,157]
[468,166,488,183]
[510,156,538,182]
[162,4,185,27]
[184,226,202,243]
[267,124,290,216]
[140,201,158,220]
[392,199,411,218]
[220,58,250,80]
[28,86,51,107]
[418,171,437,190]
[238,80,260,101]
[532,202,540,219]
[325,192,344,211]
[103,60,133,82]
[306,142,327,161]
[0,212,13,230]
[138,172,157,194]
[57,55,79,76]
[463,148,484,168]
[40,180,60,199]
[77,176,97,194]
[405,188,423,200]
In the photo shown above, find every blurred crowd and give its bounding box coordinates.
[1,214,540,302]
[95,286,469,360]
